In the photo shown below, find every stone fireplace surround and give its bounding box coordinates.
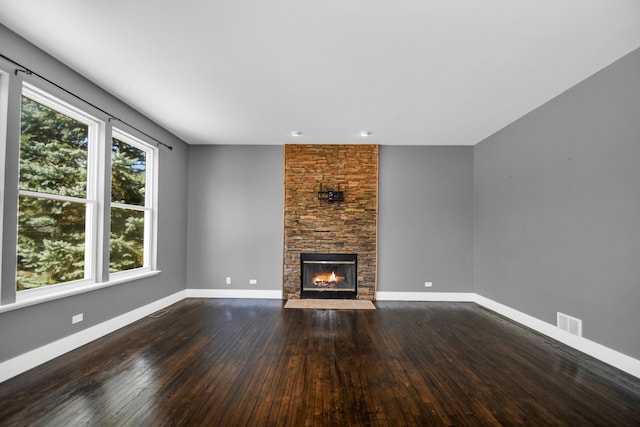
[283,144,378,300]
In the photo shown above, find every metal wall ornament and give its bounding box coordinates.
[317,183,344,204]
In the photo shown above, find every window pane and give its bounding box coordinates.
[110,207,145,273]
[20,96,88,198]
[112,138,146,206]
[17,195,86,291]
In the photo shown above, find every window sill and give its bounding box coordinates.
[0,270,161,314]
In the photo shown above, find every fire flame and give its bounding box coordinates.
[311,271,342,286]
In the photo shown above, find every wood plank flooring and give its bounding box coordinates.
[0,299,639,426]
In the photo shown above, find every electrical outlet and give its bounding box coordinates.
[72,313,84,324]
[424,282,433,287]
[249,279,257,285]
[226,277,231,285]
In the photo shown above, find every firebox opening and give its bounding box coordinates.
[300,253,357,299]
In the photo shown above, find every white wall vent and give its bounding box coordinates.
[557,312,582,337]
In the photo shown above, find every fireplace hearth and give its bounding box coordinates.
[300,253,357,299]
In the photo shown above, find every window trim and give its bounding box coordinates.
[6,80,160,306]
[110,127,158,275]
[3,269,161,314]
[18,84,102,287]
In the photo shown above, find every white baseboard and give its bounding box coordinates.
[0,288,282,383]
[0,290,186,383]
[376,291,475,302]
[473,294,640,379]
[375,291,640,379]
[186,288,282,299]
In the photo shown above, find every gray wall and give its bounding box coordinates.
[185,145,474,294]
[474,47,640,359]
[0,25,189,362]
[186,145,284,291]
[378,146,474,292]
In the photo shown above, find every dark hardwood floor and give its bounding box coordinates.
[1,299,639,426]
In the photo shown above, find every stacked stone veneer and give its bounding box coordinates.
[283,145,378,300]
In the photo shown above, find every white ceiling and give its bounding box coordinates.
[1,1,639,146]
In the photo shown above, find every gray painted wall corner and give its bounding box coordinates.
[0,24,190,362]
[473,47,640,359]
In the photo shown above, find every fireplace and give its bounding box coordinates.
[300,253,357,299]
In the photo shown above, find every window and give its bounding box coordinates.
[17,86,99,291]
[15,83,158,296]
[110,129,156,274]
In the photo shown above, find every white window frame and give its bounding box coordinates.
[109,127,158,278]
[0,65,9,297]
[2,80,160,309]
[16,83,103,299]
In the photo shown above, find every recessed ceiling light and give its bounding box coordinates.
[291,131,303,137]
[360,131,372,137]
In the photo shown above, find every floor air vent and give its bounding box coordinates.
[149,309,168,318]
[557,312,582,337]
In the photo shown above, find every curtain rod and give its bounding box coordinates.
[0,53,173,151]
